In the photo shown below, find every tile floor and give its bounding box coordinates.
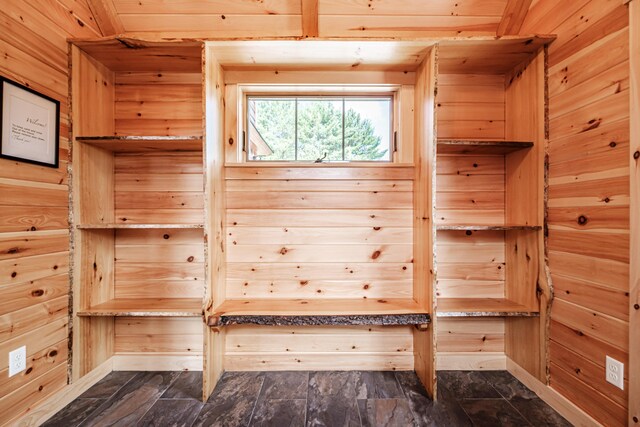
[43,370,572,426]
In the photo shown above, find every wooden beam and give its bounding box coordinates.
[86,0,124,36]
[497,0,534,36]
[629,1,640,425]
[301,0,319,38]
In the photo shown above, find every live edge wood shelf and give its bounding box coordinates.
[436,139,534,154]
[75,136,203,152]
[208,299,431,328]
[436,298,539,318]
[77,298,202,317]
[77,224,204,229]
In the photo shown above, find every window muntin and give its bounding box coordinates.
[247,96,392,162]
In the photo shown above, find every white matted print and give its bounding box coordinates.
[1,77,60,168]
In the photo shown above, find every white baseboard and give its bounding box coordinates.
[11,358,113,427]
[112,353,202,371]
[437,352,506,370]
[506,358,603,427]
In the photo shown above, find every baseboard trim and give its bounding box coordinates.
[437,352,506,370]
[506,358,603,427]
[11,358,113,427]
[112,353,202,371]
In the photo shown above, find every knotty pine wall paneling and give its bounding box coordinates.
[223,165,415,371]
[435,74,508,370]
[0,1,102,424]
[111,70,205,371]
[522,1,631,425]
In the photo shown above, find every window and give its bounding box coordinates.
[247,96,393,162]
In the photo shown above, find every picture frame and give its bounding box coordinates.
[0,76,60,168]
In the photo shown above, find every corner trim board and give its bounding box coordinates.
[506,358,603,427]
[10,358,113,427]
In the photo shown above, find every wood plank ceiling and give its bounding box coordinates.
[86,0,536,38]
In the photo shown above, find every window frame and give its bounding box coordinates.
[242,90,398,163]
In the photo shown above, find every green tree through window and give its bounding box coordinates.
[249,97,390,161]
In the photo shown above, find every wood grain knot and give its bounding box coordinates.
[373,226,381,231]
[577,215,588,225]
[26,367,33,375]
[11,272,17,278]
[634,151,640,160]
[31,289,44,297]
[371,250,381,260]
[187,256,195,262]
[279,247,288,255]
[634,304,640,310]
[163,234,170,239]
[228,138,234,145]
[465,230,472,236]
[49,350,58,357]
[632,416,638,423]
[609,141,617,148]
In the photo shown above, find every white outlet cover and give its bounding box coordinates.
[606,355,624,390]
[8,346,26,377]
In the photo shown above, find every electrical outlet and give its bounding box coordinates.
[8,346,26,377]
[606,355,624,390]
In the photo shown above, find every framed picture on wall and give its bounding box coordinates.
[0,76,60,168]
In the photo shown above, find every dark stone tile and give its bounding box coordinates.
[479,371,537,400]
[250,399,306,427]
[193,372,265,427]
[137,399,203,427]
[356,371,404,399]
[161,371,203,400]
[80,371,180,427]
[260,371,309,400]
[460,399,530,427]
[358,399,415,427]
[308,371,361,399]
[79,371,137,399]
[395,372,472,426]
[306,395,360,427]
[437,371,501,399]
[42,398,105,427]
[510,397,572,427]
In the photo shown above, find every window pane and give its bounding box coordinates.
[297,99,343,161]
[248,98,295,160]
[344,98,391,161]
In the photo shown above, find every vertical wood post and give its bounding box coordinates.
[628,0,639,424]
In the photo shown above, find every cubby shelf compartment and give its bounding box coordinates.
[77,224,204,229]
[436,225,542,231]
[437,140,533,155]
[208,298,431,327]
[436,298,539,318]
[77,298,202,317]
[75,136,203,152]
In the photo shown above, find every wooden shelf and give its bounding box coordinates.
[209,298,431,327]
[77,223,204,230]
[76,136,202,152]
[437,140,533,155]
[436,298,539,317]
[77,298,202,317]
[436,225,542,231]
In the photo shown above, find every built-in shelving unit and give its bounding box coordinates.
[70,39,206,379]
[67,34,551,402]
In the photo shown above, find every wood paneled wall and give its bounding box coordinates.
[223,165,415,370]
[522,2,630,426]
[435,75,507,369]
[110,0,508,38]
[0,1,100,424]
[111,76,205,368]
[114,72,203,137]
